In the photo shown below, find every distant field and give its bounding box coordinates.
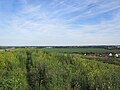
[43,48,120,54]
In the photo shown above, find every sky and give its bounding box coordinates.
[0,0,120,46]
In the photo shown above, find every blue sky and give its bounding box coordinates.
[0,0,120,46]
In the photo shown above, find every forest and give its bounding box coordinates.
[0,48,120,90]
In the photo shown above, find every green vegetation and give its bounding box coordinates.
[84,56,120,66]
[42,48,120,54]
[0,49,120,90]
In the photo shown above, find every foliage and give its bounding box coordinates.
[0,49,120,90]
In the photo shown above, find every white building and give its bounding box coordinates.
[109,53,112,57]
[115,54,119,58]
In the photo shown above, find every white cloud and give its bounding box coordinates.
[1,0,120,45]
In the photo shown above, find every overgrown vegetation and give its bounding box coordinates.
[0,49,120,90]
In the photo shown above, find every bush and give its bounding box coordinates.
[0,49,120,90]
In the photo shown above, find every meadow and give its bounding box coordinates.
[42,47,120,54]
[0,48,120,90]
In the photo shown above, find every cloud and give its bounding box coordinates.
[0,0,120,45]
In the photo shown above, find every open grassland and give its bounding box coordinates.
[42,48,120,54]
[0,48,120,90]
